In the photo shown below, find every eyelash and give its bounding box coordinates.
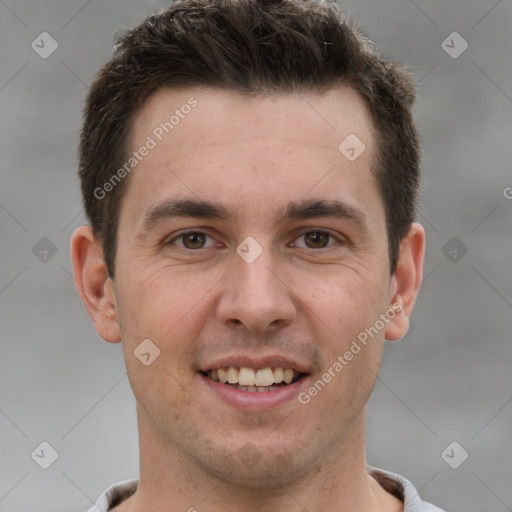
[165,229,343,252]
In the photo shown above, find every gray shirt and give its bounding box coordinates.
[87,465,445,511]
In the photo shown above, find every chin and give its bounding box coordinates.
[194,436,314,489]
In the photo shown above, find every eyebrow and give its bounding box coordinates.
[138,197,369,237]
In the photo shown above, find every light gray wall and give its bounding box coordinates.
[1,1,511,511]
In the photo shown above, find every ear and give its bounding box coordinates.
[385,222,425,341]
[70,226,121,343]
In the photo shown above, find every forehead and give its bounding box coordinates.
[133,86,375,153]
[121,86,383,232]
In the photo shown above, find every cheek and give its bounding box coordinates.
[117,277,203,420]
[115,267,217,387]
[301,268,387,403]
[118,267,213,339]
[304,269,384,342]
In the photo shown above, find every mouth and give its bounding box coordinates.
[200,366,306,392]
[198,364,310,410]
[198,354,312,410]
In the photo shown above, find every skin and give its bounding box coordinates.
[71,86,425,512]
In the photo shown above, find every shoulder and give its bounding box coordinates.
[367,465,446,512]
[86,478,138,512]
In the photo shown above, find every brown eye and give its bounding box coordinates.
[167,231,215,250]
[181,232,206,249]
[302,231,331,249]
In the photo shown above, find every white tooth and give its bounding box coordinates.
[227,366,238,384]
[257,387,268,392]
[255,367,275,386]
[211,369,218,381]
[273,367,284,383]
[284,368,294,384]
[247,386,256,392]
[218,368,228,383]
[238,367,256,386]
[269,386,279,391]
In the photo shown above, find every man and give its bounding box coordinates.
[71,0,444,510]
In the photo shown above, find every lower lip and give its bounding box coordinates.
[199,373,309,410]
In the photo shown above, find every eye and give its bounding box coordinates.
[293,230,339,250]
[165,229,342,252]
[167,231,216,250]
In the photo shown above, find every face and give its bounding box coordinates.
[79,86,414,488]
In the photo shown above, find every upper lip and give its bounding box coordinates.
[199,354,311,374]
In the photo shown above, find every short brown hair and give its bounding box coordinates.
[78,0,420,278]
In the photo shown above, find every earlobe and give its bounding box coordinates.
[384,222,425,341]
[70,226,122,343]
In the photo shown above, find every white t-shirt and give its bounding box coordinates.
[86,465,445,511]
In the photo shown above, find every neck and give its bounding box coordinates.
[120,405,401,512]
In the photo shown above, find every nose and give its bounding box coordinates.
[216,242,298,333]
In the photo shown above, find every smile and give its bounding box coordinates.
[199,365,309,410]
[202,366,303,392]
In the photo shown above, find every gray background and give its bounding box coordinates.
[1,0,511,511]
